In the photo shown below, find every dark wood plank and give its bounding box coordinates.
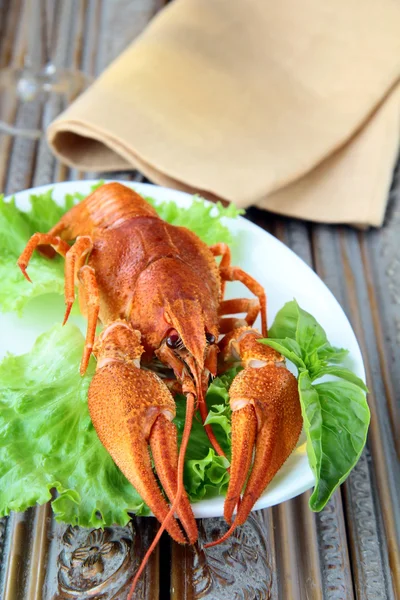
[312,216,399,598]
[361,165,400,456]
[273,217,354,600]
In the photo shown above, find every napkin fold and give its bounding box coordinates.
[47,0,400,227]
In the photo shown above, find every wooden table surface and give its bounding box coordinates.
[0,1,399,598]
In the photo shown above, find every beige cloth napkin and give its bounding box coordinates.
[47,0,400,227]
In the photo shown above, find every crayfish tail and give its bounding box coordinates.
[48,182,160,240]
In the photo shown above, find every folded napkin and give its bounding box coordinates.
[47,0,400,227]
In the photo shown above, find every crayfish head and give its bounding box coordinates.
[158,297,218,401]
[153,288,226,462]
[131,259,219,400]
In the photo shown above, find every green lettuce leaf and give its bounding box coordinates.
[174,368,239,502]
[261,299,370,511]
[0,192,78,315]
[0,250,65,314]
[203,370,237,443]
[0,324,146,527]
[185,449,230,502]
[145,196,243,246]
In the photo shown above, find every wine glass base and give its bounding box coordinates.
[0,65,92,138]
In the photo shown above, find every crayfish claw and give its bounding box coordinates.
[224,403,257,525]
[150,414,197,544]
[87,320,197,545]
[227,363,302,527]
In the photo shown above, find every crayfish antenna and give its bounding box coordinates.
[192,363,229,462]
[197,399,228,460]
[127,393,196,600]
[204,520,238,549]
[203,495,243,549]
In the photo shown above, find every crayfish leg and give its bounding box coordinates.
[77,265,99,375]
[218,297,261,334]
[63,236,93,326]
[17,233,70,281]
[219,266,267,336]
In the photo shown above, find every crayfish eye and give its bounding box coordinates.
[206,332,216,345]
[166,333,181,349]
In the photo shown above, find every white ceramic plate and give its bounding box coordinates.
[0,181,366,519]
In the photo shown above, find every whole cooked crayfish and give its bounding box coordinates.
[17,183,302,591]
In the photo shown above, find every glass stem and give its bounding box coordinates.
[24,0,50,73]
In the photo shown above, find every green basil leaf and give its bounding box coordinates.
[268,300,299,339]
[296,304,328,354]
[311,366,368,392]
[268,301,349,367]
[297,372,322,479]
[298,373,370,511]
[258,300,369,512]
[260,338,306,370]
[317,344,349,363]
[305,349,324,376]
